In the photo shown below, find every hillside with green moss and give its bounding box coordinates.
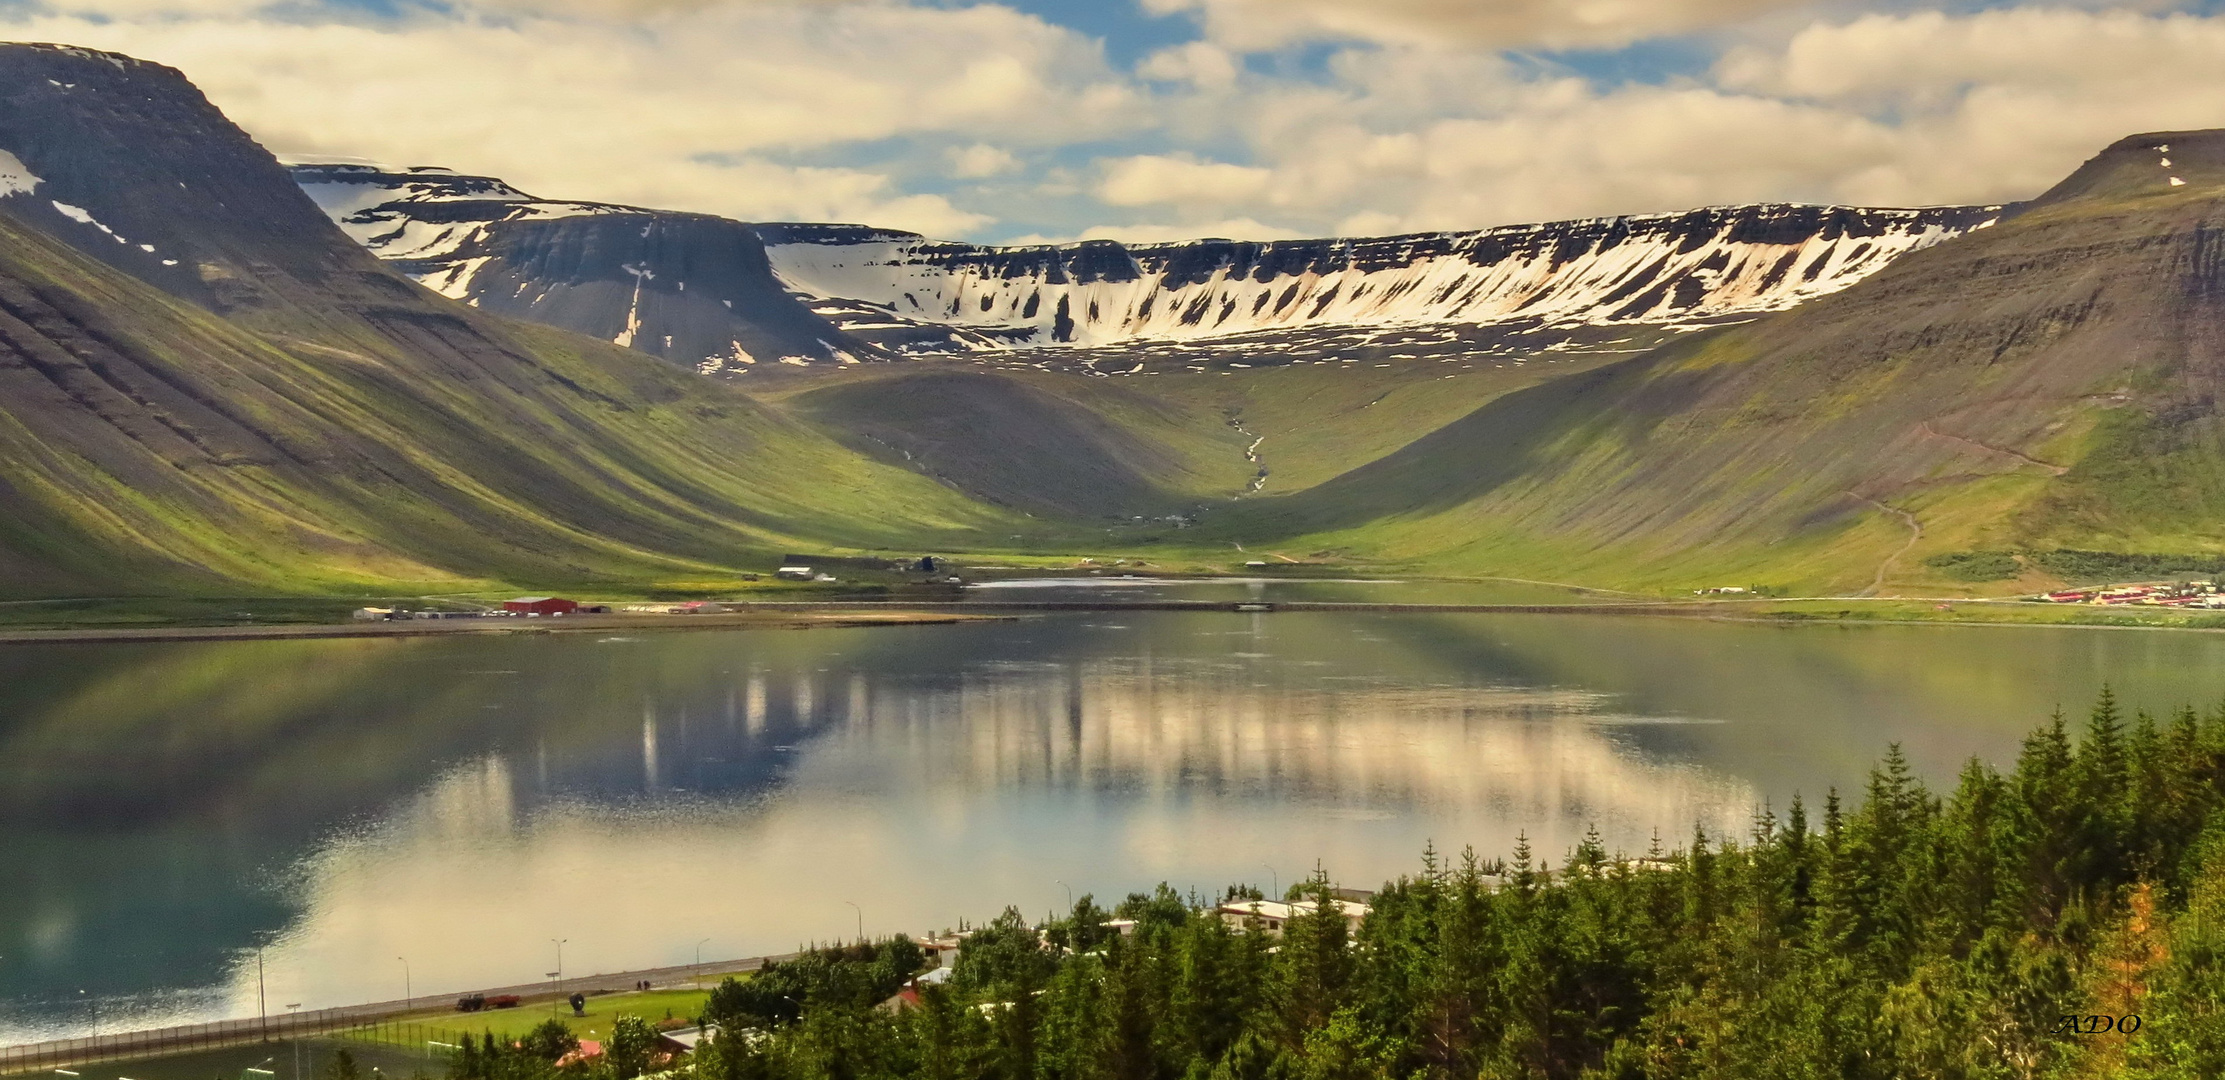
[0,44,1015,600]
[10,39,2225,603]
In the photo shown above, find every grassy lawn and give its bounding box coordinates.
[1726,597,2225,630]
[391,988,718,1043]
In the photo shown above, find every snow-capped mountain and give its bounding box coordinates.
[757,205,2001,349]
[291,163,874,370]
[289,162,2004,372]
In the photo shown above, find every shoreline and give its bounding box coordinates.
[0,610,1008,646]
[0,596,2216,645]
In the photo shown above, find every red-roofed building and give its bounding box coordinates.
[505,596,579,616]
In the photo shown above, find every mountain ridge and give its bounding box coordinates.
[1204,128,2225,591]
[0,42,1014,598]
[290,161,2005,373]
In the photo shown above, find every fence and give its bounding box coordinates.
[0,1009,474,1077]
[1,950,791,1078]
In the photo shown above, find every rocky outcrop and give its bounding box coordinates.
[292,164,876,370]
[0,43,390,312]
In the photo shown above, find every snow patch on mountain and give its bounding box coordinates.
[295,163,623,262]
[288,160,2005,367]
[0,149,38,197]
[754,205,2002,351]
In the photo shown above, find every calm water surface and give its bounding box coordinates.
[4,609,2223,1041]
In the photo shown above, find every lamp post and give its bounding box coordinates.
[549,938,567,1015]
[1055,880,1072,910]
[397,957,411,1013]
[1263,863,1279,900]
[242,941,269,1041]
[843,901,862,942]
[694,939,712,989]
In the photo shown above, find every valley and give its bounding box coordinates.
[2,44,2223,607]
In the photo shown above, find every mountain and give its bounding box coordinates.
[756,205,2001,349]
[0,43,1007,598]
[290,163,2002,371]
[1214,129,2225,593]
[11,38,2219,599]
[290,163,879,372]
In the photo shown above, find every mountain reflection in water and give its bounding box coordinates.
[5,610,2220,1041]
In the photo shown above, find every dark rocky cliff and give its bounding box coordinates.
[291,164,877,370]
[0,43,390,313]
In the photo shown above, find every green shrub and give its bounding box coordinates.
[1922,551,2023,581]
[2033,549,2225,583]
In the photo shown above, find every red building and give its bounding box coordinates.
[504,596,579,616]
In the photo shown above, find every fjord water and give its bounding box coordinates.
[4,611,2221,1041]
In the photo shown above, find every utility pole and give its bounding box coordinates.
[257,946,268,1041]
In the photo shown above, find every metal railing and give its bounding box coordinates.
[1,950,793,1078]
[0,1010,477,1076]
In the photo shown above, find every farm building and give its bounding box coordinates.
[504,596,579,616]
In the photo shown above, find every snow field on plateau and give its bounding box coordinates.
[756,205,1998,349]
[287,161,2003,364]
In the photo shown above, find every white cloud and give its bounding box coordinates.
[1097,154,1273,208]
[13,2,2225,245]
[946,143,1020,179]
[1078,218,1304,244]
[1096,8,2225,236]
[1138,0,1812,52]
[1,0,1134,236]
[1136,41,1239,90]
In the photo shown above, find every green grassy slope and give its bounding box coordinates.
[777,368,1238,518]
[1199,130,2225,594]
[755,349,1632,530]
[0,210,1012,599]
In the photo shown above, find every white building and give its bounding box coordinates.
[1215,898,1370,937]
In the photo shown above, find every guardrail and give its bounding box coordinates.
[0,1012,474,1077]
[1,951,793,1078]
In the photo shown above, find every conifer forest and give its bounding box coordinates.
[441,692,2225,1080]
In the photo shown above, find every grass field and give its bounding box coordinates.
[390,988,717,1043]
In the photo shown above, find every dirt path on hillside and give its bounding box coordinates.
[1853,494,1924,597]
[1918,422,2069,475]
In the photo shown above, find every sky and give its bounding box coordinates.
[7,0,2225,243]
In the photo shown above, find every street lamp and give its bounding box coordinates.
[397,957,411,1013]
[549,939,568,1015]
[843,901,862,942]
[286,1005,301,1080]
[1055,880,1072,910]
[694,939,712,989]
[1263,863,1279,900]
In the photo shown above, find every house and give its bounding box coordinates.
[882,966,954,1012]
[504,596,579,616]
[917,931,970,969]
[1215,898,1371,937]
[655,1025,720,1056]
